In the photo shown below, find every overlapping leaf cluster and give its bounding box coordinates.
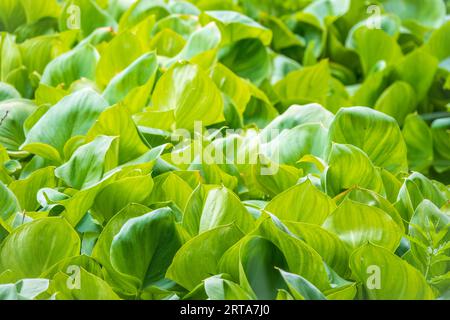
[0,0,449,300]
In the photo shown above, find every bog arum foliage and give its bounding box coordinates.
[0,0,449,300]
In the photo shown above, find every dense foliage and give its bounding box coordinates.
[0,0,449,300]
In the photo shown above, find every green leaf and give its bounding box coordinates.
[102,52,158,113]
[220,235,289,299]
[118,0,169,31]
[265,179,336,225]
[380,0,446,29]
[323,199,403,252]
[41,44,99,88]
[199,186,255,234]
[262,122,330,165]
[149,29,186,58]
[260,14,304,51]
[374,81,417,125]
[396,172,447,222]
[425,21,450,62]
[55,135,117,190]
[34,83,67,106]
[151,61,223,129]
[408,200,450,283]
[0,0,26,32]
[8,166,56,211]
[0,82,20,101]
[22,89,109,161]
[269,53,302,85]
[251,217,331,291]
[20,32,74,76]
[19,0,60,25]
[96,30,145,88]
[352,27,402,77]
[278,268,326,300]
[334,187,404,232]
[167,224,244,291]
[220,38,271,86]
[350,243,435,299]
[329,107,408,174]
[41,254,103,280]
[147,172,193,212]
[199,10,272,46]
[86,104,149,164]
[204,275,254,300]
[283,221,350,277]
[51,267,120,300]
[252,159,302,197]
[92,203,150,296]
[260,103,334,141]
[182,184,213,237]
[4,66,32,98]
[0,99,36,151]
[391,50,439,103]
[0,33,22,81]
[59,0,116,37]
[151,14,197,40]
[212,63,251,116]
[0,181,20,224]
[325,282,357,300]
[0,0,449,302]
[91,173,153,224]
[110,207,183,289]
[325,143,384,197]
[14,17,59,43]
[402,114,434,173]
[274,60,330,108]
[170,22,222,67]
[0,218,80,280]
[431,119,450,174]
[0,278,49,300]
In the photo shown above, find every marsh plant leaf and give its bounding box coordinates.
[350,243,435,300]
[96,31,145,88]
[324,143,384,197]
[329,107,408,174]
[199,10,272,46]
[323,199,403,252]
[23,89,109,161]
[102,52,158,113]
[204,275,254,300]
[0,278,49,300]
[0,82,20,101]
[0,218,80,281]
[110,207,183,290]
[274,60,330,108]
[402,114,434,173]
[151,61,223,129]
[51,267,120,300]
[0,99,36,151]
[265,179,336,225]
[8,166,56,211]
[199,186,255,234]
[167,224,244,291]
[0,181,20,223]
[91,173,154,223]
[408,200,450,282]
[40,44,99,88]
[283,221,350,277]
[55,135,117,190]
[86,104,149,164]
